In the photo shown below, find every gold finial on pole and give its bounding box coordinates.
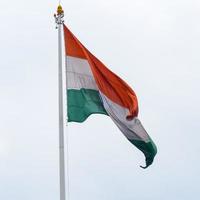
[57,5,64,15]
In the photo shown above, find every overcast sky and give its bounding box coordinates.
[0,0,200,199]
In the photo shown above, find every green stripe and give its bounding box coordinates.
[128,138,157,169]
[67,88,108,122]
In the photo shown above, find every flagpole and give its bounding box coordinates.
[54,5,66,200]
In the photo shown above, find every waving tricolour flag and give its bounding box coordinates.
[63,24,157,168]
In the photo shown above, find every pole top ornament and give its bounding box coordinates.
[54,5,64,28]
[57,5,64,15]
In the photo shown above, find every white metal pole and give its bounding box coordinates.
[58,24,66,200]
[55,5,66,200]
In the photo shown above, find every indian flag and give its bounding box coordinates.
[63,24,157,168]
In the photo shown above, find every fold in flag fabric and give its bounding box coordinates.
[63,24,157,168]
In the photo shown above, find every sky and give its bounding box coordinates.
[0,0,200,199]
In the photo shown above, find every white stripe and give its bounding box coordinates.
[100,92,150,142]
[66,56,98,90]
[67,56,93,76]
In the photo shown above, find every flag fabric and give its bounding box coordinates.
[63,24,157,168]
